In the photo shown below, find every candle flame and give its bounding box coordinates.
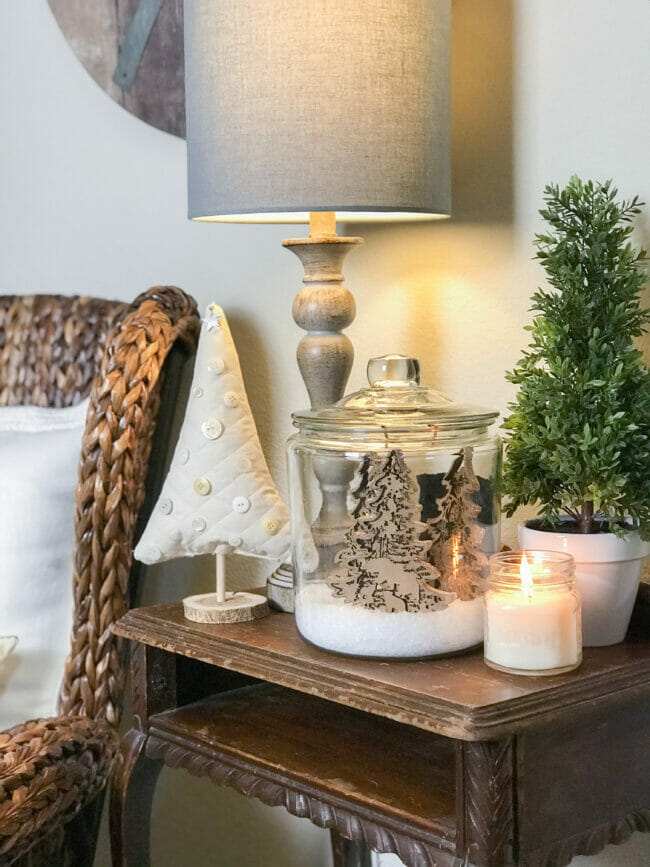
[520,553,534,596]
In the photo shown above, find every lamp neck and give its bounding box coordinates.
[309,211,337,239]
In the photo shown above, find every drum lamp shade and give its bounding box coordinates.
[184,0,451,223]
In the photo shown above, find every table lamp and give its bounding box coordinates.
[184,0,451,606]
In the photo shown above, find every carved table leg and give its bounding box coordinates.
[456,738,517,867]
[110,728,163,867]
[330,830,372,867]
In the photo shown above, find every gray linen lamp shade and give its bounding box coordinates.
[184,0,451,222]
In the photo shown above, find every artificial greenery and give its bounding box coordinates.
[503,177,650,537]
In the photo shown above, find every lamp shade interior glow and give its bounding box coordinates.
[193,212,450,224]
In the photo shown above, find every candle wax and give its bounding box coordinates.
[485,586,580,672]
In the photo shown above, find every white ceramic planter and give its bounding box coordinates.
[519,522,650,647]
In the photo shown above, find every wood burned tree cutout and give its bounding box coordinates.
[328,450,454,612]
[425,448,488,600]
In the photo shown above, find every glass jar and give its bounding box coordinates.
[287,354,502,658]
[484,551,582,676]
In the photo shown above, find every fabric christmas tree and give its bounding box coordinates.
[425,448,488,601]
[134,304,290,621]
[328,450,454,612]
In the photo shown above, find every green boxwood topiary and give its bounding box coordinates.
[503,176,650,538]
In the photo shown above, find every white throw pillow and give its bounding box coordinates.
[0,399,88,730]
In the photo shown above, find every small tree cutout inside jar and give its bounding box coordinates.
[288,355,502,659]
[484,551,582,676]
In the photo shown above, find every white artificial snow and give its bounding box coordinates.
[295,583,484,658]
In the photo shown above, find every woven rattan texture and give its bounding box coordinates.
[0,716,118,862]
[0,295,128,408]
[0,288,199,865]
[58,287,199,725]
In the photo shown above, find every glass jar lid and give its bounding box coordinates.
[293,354,499,436]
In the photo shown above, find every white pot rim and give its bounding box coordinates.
[518,521,650,564]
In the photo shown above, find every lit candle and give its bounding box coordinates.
[484,551,582,676]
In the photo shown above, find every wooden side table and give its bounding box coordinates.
[110,588,650,866]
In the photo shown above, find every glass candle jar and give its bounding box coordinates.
[288,354,501,659]
[484,551,582,676]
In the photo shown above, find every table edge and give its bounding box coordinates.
[115,607,650,741]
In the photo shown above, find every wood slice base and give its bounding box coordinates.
[182,592,269,624]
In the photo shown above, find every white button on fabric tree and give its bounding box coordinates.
[135,304,291,622]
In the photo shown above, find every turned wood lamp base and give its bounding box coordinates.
[266,561,295,613]
[285,211,362,409]
[268,212,362,612]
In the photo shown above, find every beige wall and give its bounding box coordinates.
[1,1,648,865]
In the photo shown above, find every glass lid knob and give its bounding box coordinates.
[367,355,421,388]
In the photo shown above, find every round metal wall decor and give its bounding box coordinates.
[48,0,186,138]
